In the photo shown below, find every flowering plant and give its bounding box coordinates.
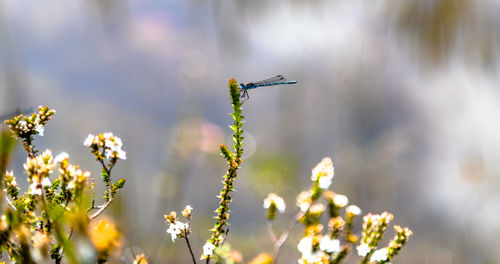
[163,79,413,264]
[1,106,128,263]
[0,80,411,264]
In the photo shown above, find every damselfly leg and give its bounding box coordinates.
[240,88,250,102]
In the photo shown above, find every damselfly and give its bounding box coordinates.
[239,75,297,100]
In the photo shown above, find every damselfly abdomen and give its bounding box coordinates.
[239,75,297,100]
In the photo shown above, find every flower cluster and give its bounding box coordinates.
[385,225,413,261]
[324,191,348,218]
[4,106,55,156]
[84,132,127,202]
[284,158,361,264]
[254,157,412,264]
[203,241,216,259]
[354,211,413,263]
[263,193,286,220]
[357,212,393,259]
[23,150,55,192]
[55,152,90,192]
[4,106,54,138]
[18,149,91,202]
[165,209,191,242]
[296,190,313,212]
[311,157,334,193]
[84,132,127,161]
[4,170,19,200]
[164,205,199,264]
[161,79,413,264]
[0,106,128,263]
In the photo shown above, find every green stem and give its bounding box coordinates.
[206,79,245,262]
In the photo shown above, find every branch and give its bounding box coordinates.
[272,211,305,263]
[184,235,197,264]
[266,222,277,244]
[5,196,16,211]
[90,199,113,220]
[90,158,115,220]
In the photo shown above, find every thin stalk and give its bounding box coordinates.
[184,236,197,264]
[272,211,305,264]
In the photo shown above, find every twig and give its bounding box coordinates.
[272,211,305,263]
[184,235,197,264]
[90,199,113,220]
[5,196,16,211]
[90,159,115,220]
[267,222,277,244]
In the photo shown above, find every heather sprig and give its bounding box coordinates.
[204,79,245,262]
[379,225,413,264]
[164,205,197,264]
[357,212,393,263]
[0,106,128,263]
[258,157,412,264]
[4,106,55,157]
[84,132,127,220]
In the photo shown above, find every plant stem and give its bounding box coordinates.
[272,211,305,264]
[206,79,245,263]
[267,222,277,244]
[184,236,197,264]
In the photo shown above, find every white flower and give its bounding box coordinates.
[41,177,51,187]
[370,248,388,262]
[105,139,114,148]
[54,152,69,163]
[28,182,42,196]
[319,237,340,253]
[116,149,127,160]
[104,148,127,160]
[18,120,28,132]
[333,194,348,207]
[103,132,113,139]
[101,133,126,160]
[105,149,112,159]
[83,134,95,147]
[301,252,326,264]
[113,137,123,147]
[34,124,44,136]
[298,202,310,212]
[182,205,193,218]
[263,198,271,209]
[296,191,312,212]
[356,243,371,257]
[203,242,216,256]
[275,200,286,213]
[297,236,313,257]
[346,205,362,216]
[311,157,334,189]
[263,193,286,213]
[166,221,186,242]
[318,176,333,189]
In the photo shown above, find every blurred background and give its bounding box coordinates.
[1,0,499,263]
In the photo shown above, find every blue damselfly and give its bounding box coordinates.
[239,75,297,100]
